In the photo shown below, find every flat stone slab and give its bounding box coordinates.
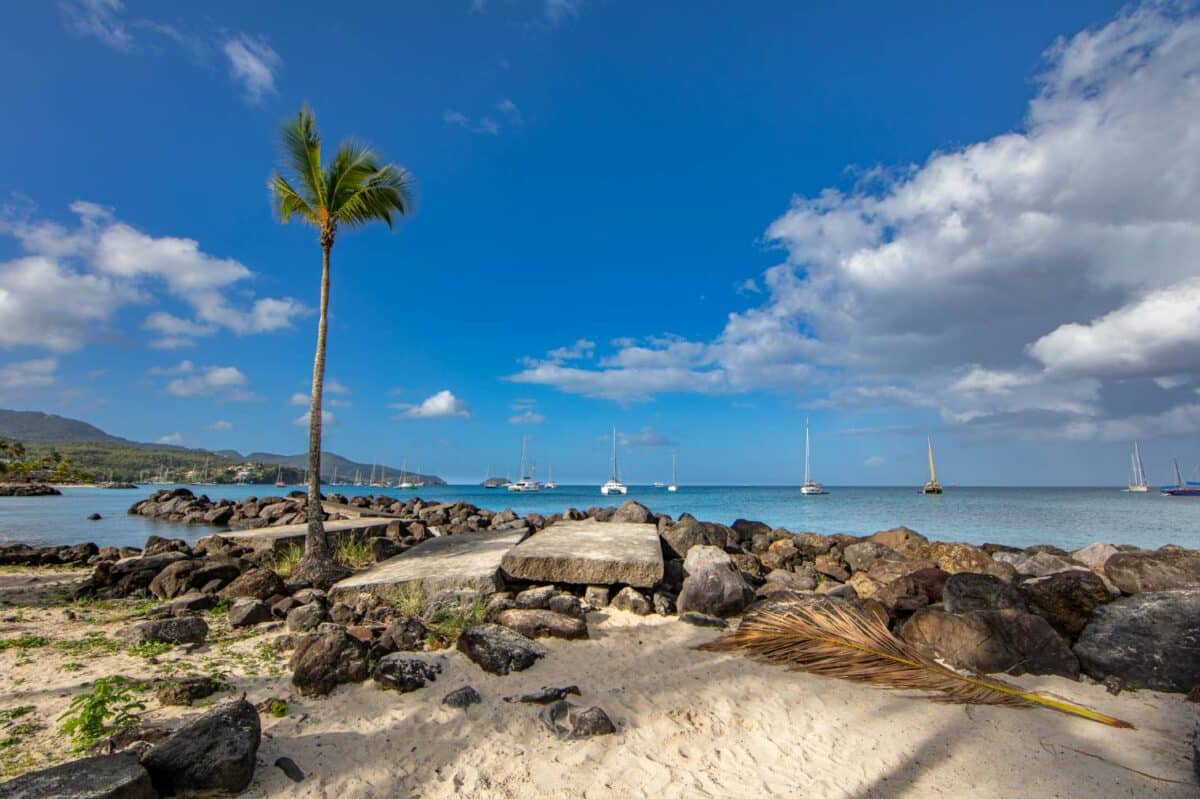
[330,528,529,601]
[501,519,663,588]
[211,518,400,553]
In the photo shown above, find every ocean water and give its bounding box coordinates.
[0,484,1195,552]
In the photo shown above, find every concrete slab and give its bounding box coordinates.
[330,528,529,601]
[501,519,664,588]
[212,518,401,553]
[320,500,406,519]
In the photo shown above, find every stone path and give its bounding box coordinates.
[330,528,530,601]
[211,518,400,553]
[500,519,664,587]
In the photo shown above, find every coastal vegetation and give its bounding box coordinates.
[268,105,414,588]
[0,438,93,484]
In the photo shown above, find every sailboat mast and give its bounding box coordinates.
[611,426,619,481]
[804,418,812,484]
[927,437,938,483]
[1174,459,1184,488]
[672,453,677,484]
[1133,441,1147,486]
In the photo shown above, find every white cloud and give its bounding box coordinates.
[736,278,761,295]
[545,0,582,25]
[0,202,305,351]
[59,0,133,51]
[509,4,1200,439]
[156,432,184,446]
[289,392,309,406]
[864,455,885,467]
[546,339,595,362]
[161,363,252,400]
[395,390,472,419]
[207,420,233,431]
[326,379,351,395]
[508,410,545,425]
[0,358,58,394]
[294,410,335,427]
[618,426,676,448]
[222,35,280,104]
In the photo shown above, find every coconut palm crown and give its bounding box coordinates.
[269,106,413,588]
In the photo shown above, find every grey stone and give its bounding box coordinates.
[842,541,903,573]
[290,627,369,696]
[1073,588,1200,692]
[610,586,653,615]
[504,685,581,704]
[610,500,653,524]
[660,514,732,559]
[900,608,1079,679]
[547,593,585,620]
[373,654,442,692]
[457,624,546,675]
[141,699,260,797]
[286,601,327,632]
[538,700,617,739]
[677,563,754,618]
[274,756,304,783]
[514,585,556,609]
[1071,542,1120,571]
[496,608,588,639]
[228,598,273,628]
[501,519,663,588]
[943,572,1025,613]
[122,615,208,646]
[0,754,154,799]
[584,586,610,608]
[992,551,1087,578]
[679,612,727,628]
[442,685,482,710]
[683,545,731,575]
[1104,550,1200,594]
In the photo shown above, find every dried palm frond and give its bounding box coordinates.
[698,600,1133,728]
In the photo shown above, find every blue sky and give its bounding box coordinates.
[3,0,1200,486]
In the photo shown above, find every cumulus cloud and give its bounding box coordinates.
[207,420,233,431]
[156,432,184,445]
[222,35,280,104]
[395,390,472,419]
[618,426,677,448]
[510,3,1200,439]
[155,361,253,401]
[0,202,305,351]
[0,358,58,394]
[294,410,335,427]
[508,410,546,425]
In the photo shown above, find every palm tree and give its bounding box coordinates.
[269,106,414,588]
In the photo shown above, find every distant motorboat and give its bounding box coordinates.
[800,418,827,495]
[508,436,541,492]
[1127,441,1149,492]
[667,453,678,492]
[1161,459,1200,496]
[652,481,665,488]
[600,425,628,495]
[921,436,943,494]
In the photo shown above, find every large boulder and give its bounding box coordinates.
[495,609,588,640]
[1071,542,1120,571]
[610,586,653,615]
[843,541,903,573]
[683,545,732,575]
[228,598,273,628]
[141,699,260,796]
[730,519,772,544]
[868,527,930,559]
[900,608,1079,678]
[122,615,208,646]
[0,753,154,798]
[373,654,442,693]
[1104,550,1200,594]
[942,572,1025,614]
[660,514,731,559]
[1021,570,1114,639]
[992,551,1087,578]
[290,626,370,696]
[1073,589,1200,692]
[610,500,653,524]
[220,568,286,601]
[926,542,1015,580]
[458,624,546,675]
[677,563,755,618]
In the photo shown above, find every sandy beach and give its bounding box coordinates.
[1,568,1193,798]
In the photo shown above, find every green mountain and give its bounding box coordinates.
[0,409,444,485]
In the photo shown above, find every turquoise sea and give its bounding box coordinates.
[0,484,1195,552]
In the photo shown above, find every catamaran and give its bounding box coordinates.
[922,436,943,494]
[601,425,628,495]
[800,418,827,495]
[544,465,557,490]
[508,436,540,492]
[1127,441,1149,492]
[1161,459,1200,496]
[668,453,678,492]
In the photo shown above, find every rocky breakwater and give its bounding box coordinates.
[0,482,61,497]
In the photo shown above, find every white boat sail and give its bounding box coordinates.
[397,458,415,489]
[800,418,827,495]
[508,436,540,492]
[667,453,678,492]
[921,436,943,494]
[274,465,286,488]
[1127,441,1149,492]
[601,426,628,495]
[544,464,557,490]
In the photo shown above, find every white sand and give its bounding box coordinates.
[1,573,1195,797]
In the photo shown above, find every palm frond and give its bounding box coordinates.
[279,106,325,209]
[698,600,1133,729]
[268,173,316,224]
[333,162,414,229]
[323,141,380,214]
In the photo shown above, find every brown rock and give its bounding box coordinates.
[496,608,588,640]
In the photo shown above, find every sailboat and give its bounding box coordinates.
[1161,459,1200,496]
[667,453,678,492]
[800,418,828,495]
[544,465,557,490]
[410,465,425,489]
[1126,442,1149,492]
[921,436,943,494]
[601,426,628,495]
[353,469,363,487]
[274,465,286,488]
[397,458,415,489]
[508,436,540,492]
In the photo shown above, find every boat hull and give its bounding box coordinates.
[600,482,628,495]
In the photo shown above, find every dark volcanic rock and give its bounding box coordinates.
[611,586,653,615]
[610,499,653,524]
[141,699,260,797]
[538,700,617,739]
[1104,549,1200,594]
[379,617,430,652]
[496,608,588,640]
[286,602,328,633]
[290,627,370,696]
[123,615,208,646]
[228,598,273,628]
[660,513,732,559]
[1021,570,1114,639]
[220,567,286,601]
[0,753,153,798]
[442,685,482,709]
[679,611,728,628]
[504,685,582,704]
[373,654,442,692]
[942,572,1026,614]
[677,563,755,618]
[1073,589,1200,692]
[0,482,61,497]
[156,675,224,706]
[900,608,1079,678]
[457,624,546,675]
